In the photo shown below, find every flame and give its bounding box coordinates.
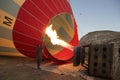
[45,24,73,51]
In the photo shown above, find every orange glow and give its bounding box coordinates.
[45,24,74,51]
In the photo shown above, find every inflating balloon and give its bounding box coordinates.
[0,0,78,63]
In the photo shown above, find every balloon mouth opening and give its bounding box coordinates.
[42,13,75,61]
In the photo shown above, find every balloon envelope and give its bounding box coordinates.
[0,0,79,63]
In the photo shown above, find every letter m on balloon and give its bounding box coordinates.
[3,16,13,27]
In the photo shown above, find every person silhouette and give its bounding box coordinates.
[36,44,43,69]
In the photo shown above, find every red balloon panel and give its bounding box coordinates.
[13,0,79,63]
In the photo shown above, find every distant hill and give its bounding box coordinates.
[80,30,120,46]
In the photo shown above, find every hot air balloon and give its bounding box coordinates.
[0,0,79,63]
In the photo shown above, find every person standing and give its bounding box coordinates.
[36,44,43,70]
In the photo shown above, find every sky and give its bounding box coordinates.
[70,0,120,39]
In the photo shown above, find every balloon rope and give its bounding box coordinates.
[14,40,36,47]
[13,30,42,41]
[30,0,50,19]
[17,18,43,33]
[57,0,65,11]
[21,7,46,26]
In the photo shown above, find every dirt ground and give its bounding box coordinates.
[0,56,120,80]
[0,56,83,80]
